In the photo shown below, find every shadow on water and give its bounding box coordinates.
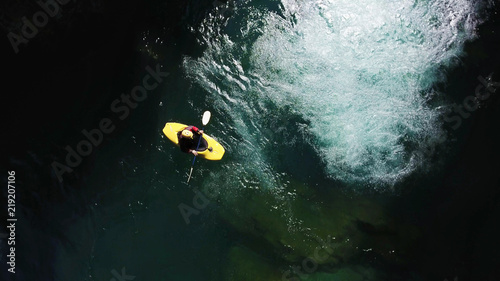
[388,3,500,279]
[1,0,229,280]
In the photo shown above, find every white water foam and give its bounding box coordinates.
[183,0,481,188]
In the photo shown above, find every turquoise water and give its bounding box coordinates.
[4,0,498,280]
[61,0,489,279]
[183,0,479,188]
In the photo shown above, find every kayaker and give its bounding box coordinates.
[178,126,204,156]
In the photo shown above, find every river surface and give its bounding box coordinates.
[2,0,500,280]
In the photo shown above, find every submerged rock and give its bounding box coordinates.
[303,266,379,281]
[225,246,283,281]
[205,179,420,277]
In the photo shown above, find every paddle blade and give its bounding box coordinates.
[202,111,211,126]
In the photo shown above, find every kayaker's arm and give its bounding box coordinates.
[187,126,203,135]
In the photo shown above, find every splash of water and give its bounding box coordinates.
[183,0,480,189]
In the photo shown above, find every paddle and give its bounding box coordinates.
[187,111,211,183]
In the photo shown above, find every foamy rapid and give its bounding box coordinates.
[183,0,481,188]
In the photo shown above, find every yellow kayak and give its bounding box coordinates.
[162,122,225,160]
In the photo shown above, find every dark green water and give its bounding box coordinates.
[2,0,500,280]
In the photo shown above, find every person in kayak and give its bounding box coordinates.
[178,126,204,156]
